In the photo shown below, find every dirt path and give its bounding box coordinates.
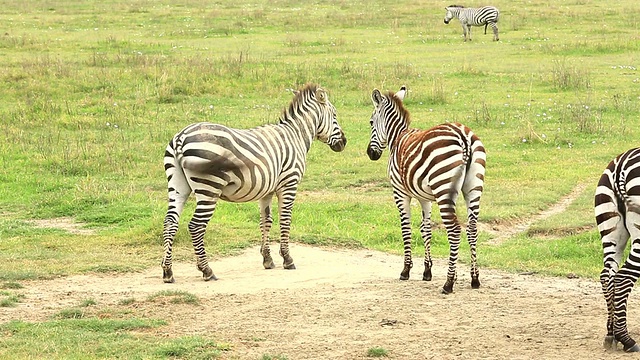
[485,183,589,245]
[2,244,639,359]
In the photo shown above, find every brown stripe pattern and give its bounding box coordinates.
[595,147,640,352]
[367,86,486,294]
[161,84,347,283]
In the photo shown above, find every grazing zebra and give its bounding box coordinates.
[444,5,500,42]
[595,148,640,352]
[161,84,347,283]
[366,86,486,294]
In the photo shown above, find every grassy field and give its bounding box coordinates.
[0,0,639,356]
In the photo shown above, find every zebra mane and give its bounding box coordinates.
[281,83,320,124]
[386,91,411,126]
[448,4,465,8]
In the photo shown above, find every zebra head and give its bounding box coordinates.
[367,86,407,161]
[444,5,463,24]
[313,87,347,152]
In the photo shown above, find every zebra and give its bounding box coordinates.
[366,86,486,294]
[595,147,640,352]
[444,5,500,42]
[161,84,347,283]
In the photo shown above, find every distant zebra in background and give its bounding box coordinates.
[161,84,347,283]
[444,5,500,41]
[366,86,486,294]
[595,148,640,352]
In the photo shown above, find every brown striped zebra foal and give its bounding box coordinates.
[366,86,486,294]
[595,148,640,352]
[161,84,347,283]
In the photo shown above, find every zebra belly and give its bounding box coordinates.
[393,179,436,202]
[218,170,278,203]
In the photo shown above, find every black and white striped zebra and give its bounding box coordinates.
[595,148,640,352]
[161,84,347,283]
[444,5,500,42]
[366,86,486,293]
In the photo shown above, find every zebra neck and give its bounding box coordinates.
[278,114,317,152]
[388,124,410,150]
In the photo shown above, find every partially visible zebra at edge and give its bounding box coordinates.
[366,86,486,294]
[444,5,500,42]
[595,147,640,352]
[161,84,347,283]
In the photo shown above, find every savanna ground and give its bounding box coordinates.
[3,0,640,358]
[2,189,639,359]
[1,243,638,360]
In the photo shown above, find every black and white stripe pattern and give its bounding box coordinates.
[366,86,486,294]
[444,5,500,41]
[595,148,640,352]
[161,84,347,283]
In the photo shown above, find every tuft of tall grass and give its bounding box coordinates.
[551,59,590,91]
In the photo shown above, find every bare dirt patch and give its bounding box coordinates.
[29,217,96,235]
[2,244,638,359]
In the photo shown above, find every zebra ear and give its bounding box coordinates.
[316,88,327,104]
[372,89,383,106]
[395,86,407,101]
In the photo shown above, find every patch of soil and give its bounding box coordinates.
[2,245,637,359]
[29,217,96,235]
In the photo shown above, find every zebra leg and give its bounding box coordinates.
[461,24,469,41]
[491,23,499,41]
[466,212,480,289]
[612,210,640,352]
[601,267,617,350]
[612,262,640,352]
[277,188,297,270]
[418,200,433,281]
[259,195,276,269]
[161,150,191,283]
[394,192,413,280]
[188,188,223,281]
[597,184,629,350]
[438,193,461,294]
[466,25,472,41]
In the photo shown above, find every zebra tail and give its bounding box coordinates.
[484,23,488,34]
[164,138,192,194]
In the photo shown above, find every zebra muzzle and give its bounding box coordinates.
[367,146,382,161]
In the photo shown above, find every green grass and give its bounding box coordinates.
[147,290,200,305]
[0,0,632,281]
[367,347,390,357]
[0,318,227,359]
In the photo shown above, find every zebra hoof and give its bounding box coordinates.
[263,259,276,269]
[200,266,217,281]
[162,268,175,283]
[442,281,454,294]
[423,268,432,281]
[625,343,640,352]
[203,273,218,281]
[471,278,481,289]
[282,255,295,269]
[400,264,411,280]
[603,335,616,350]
